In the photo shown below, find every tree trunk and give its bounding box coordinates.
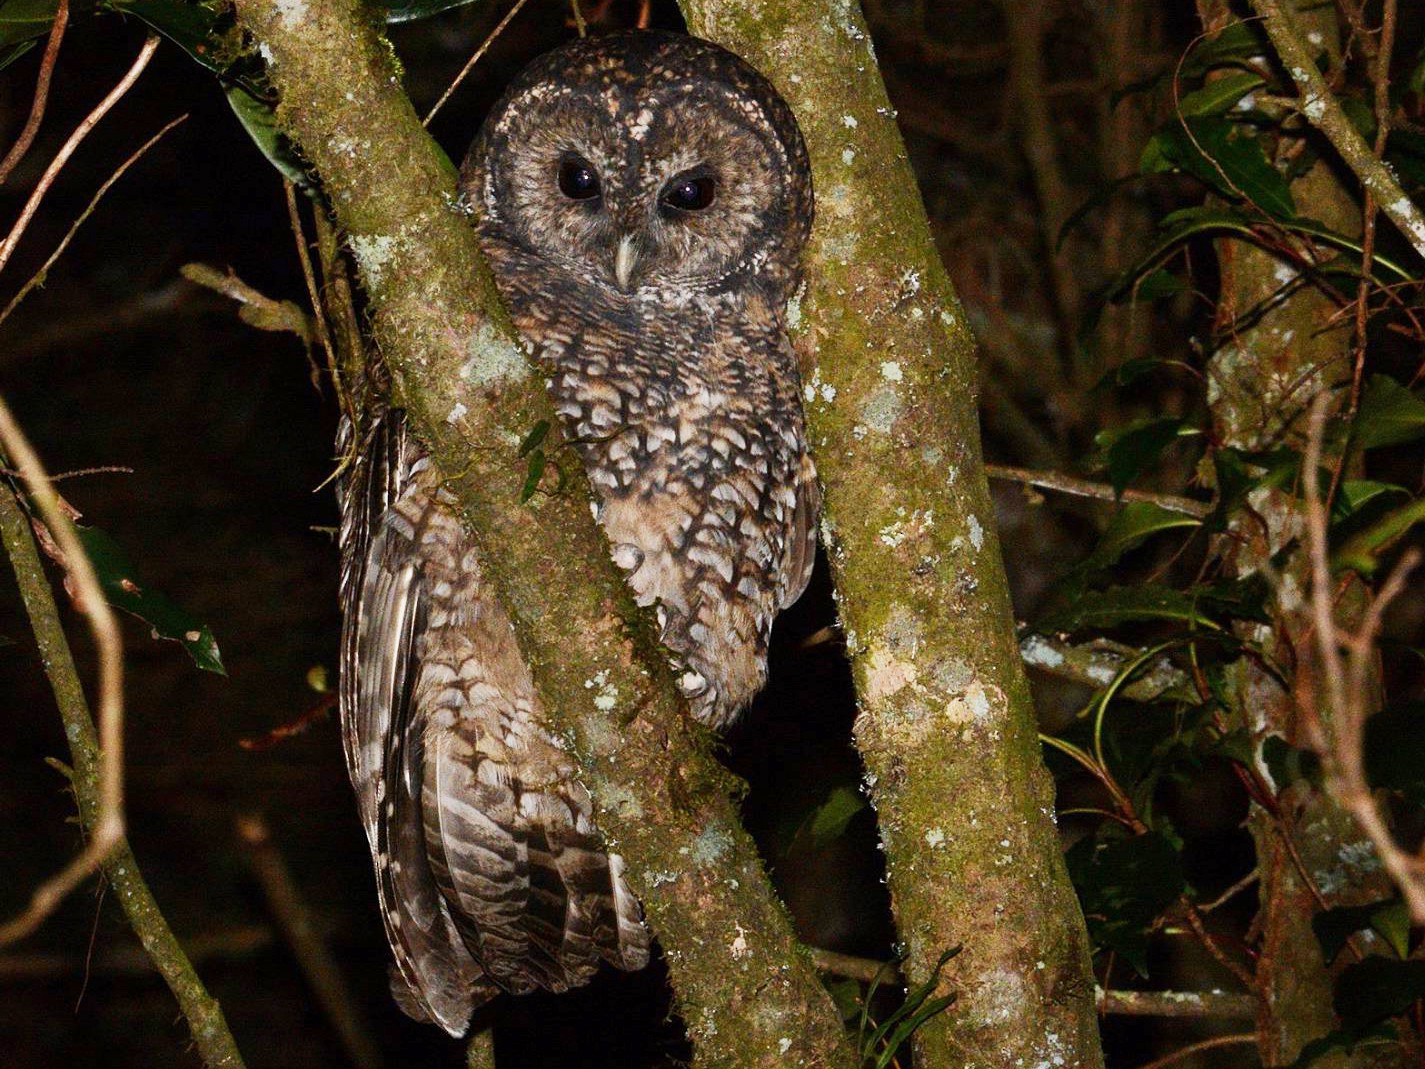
[680,2,1105,1066]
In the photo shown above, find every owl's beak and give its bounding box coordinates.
[613,234,639,292]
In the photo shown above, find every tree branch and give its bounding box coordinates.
[0,481,245,1068]
[1248,0,1425,262]
[676,2,1104,1065]
[229,2,855,1065]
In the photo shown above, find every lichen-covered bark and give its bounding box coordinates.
[1194,6,1405,1059]
[229,2,855,1064]
[1209,160,1406,1069]
[679,2,1104,1065]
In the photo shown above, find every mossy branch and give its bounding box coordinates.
[229,1,855,1065]
[0,481,245,1068]
[1248,0,1425,262]
[677,1,1105,1065]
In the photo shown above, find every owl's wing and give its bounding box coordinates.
[338,411,485,1035]
[339,409,648,1032]
[780,449,821,610]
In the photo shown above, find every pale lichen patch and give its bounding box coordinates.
[460,320,527,388]
[687,822,734,867]
[1020,634,1064,669]
[859,383,902,433]
[273,0,308,29]
[865,644,918,702]
[348,232,401,291]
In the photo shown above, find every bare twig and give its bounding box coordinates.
[283,181,337,393]
[236,815,383,1069]
[1301,397,1425,923]
[1248,0,1425,262]
[1129,1033,1256,1069]
[986,463,1211,518]
[0,115,187,330]
[0,483,246,1067]
[807,947,899,985]
[0,0,70,186]
[423,0,535,126]
[0,34,160,278]
[0,399,124,947]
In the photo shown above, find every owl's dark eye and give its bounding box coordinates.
[661,174,716,212]
[557,156,601,201]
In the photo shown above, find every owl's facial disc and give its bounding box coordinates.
[466,32,812,299]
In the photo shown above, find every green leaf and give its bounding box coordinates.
[805,785,866,848]
[1353,374,1425,450]
[1107,269,1185,304]
[225,86,310,188]
[1333,496,1425,576]
[519,449,546,504]
[517,419,550,459]
[1365,701,1425,805]
[862,948,959,1069]
[107,0,227,75]
[0,0,75,47]
[1142,116,1296,220]
[75,525,225,675]
[382,0,483,22]
[1313,897,1409,964]
[0,36,35,69]
[1037,585,1226,634]
[1175,71,1266,117]
[1079,501,1202,573]
[1180,21,1267,80]
[1067,831,1185,974]
[1333,958,1425,1029]
[1096,417,1193,495]
[1334,480,1409,520]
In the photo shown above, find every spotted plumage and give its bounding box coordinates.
[338,29,817,1035]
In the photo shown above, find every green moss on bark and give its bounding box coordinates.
[679,2,1104,1066]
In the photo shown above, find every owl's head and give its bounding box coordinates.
[462,31,812,298]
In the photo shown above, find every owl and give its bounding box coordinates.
[337,29,818,1035]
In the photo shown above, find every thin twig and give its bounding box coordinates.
[569,0,587,37]
[0,34,160,278]
[0,399,124,947]
[1248,0,1425,263]
[1129,1033,1256,1069]
[0,0,70,186]
[1302,398,1425,923]
[808,946,899,984]
[423,0,535,126]
[283,182,337,392]
[0,484,246,1067]
[986,463,1211,518]
[0,115,187,330]
[236,815,383,1069]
